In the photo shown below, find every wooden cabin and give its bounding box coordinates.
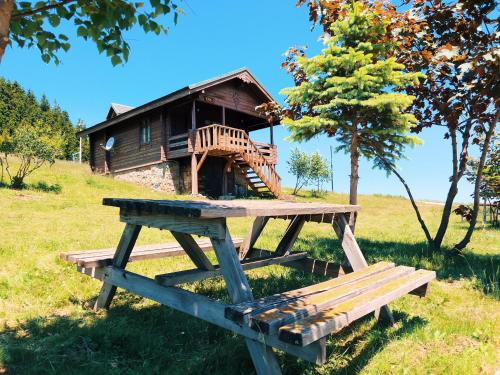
[78,68,281,198]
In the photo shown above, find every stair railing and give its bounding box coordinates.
[194,124,281,195]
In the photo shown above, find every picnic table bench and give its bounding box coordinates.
[61,199,435,374]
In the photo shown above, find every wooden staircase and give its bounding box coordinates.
[192,124,281,198]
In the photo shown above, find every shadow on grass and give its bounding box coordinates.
[0,180,62,193]
[0,275,426,375]
[296,236,500,299]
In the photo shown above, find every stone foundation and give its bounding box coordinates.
[113,161,180,193]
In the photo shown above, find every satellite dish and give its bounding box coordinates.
[101,137,115,151]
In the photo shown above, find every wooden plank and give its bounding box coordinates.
[275,215,306,256]
[283,257,346,277]
[93,223,141,311]
[155,252,308,286]
[63,238,218,261]
[252,266,415,334]
[209,226,282,374]
[225,261,395,324]
[278,269,436,346]
[74,238,243,268]
[120,211,226,239]
[103,198,361,219]
[102,267,326,364]
[239,216,269,260]
[333,213,394,324]
[247,248,346,278]
[170,231,215,270]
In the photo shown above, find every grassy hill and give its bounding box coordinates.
[0,160,498,374]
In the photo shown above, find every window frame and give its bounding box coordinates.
[139,118,151,146]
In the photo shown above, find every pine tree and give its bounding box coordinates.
[281,1,424,205]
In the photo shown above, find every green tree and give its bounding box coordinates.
[0,0,181,64]
[309,151,330,195]
[1,120,63,188]
[281,1,423,206]
[287,147,311,195]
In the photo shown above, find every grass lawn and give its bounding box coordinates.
[0,160,499,374]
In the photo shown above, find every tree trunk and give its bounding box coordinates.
[433,121,473,250]
[379,156,434,247]
[0,0,13,63]
[454,113,498,251]
[350,123,359,206]
[432,128,460,250]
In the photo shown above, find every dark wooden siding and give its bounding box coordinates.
[90,132,106,172]
[109,111,163,171]
[89,111,164,173]
[203,81,267,116]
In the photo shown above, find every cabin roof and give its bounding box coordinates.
[78,68,276,137]
[107,103,135,119]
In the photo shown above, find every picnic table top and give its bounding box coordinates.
[103,198,360,218]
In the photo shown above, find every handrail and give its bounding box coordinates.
[193,124,281,196]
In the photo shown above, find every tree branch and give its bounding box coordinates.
[378,156,434,245]
[11,0,76,20]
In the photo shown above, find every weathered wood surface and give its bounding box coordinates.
[103,198,360,219]
[248,248,346,278]
[278,269,436,346]
[120,211,226,239]
[101,266,326,365]
[170,231,214,270]
[225,262,395,324]
[94,223,142,311]
[239,216,269,260]
[155,252,307,286]
[210,226,282,374]
[275,215,306,256]
[252,266,415,334]
[61,237,244,268]
[333,213,394,324]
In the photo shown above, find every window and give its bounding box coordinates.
[140,118,151,145]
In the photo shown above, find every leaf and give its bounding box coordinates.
[76,26,87,37]
[48,14,60,27]
[111,55,122,66]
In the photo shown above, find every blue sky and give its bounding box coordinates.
[1,0,475,202]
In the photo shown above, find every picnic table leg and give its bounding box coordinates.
[210,224,282,375]
[275,215,306,256]
[239,216,269,260]
[332,214,394,325]
[94,223,142,311]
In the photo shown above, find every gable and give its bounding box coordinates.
[202,78,269,115]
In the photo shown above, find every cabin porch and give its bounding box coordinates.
[166,100,280,198]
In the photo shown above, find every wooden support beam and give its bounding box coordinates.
[120,211,226,239]
[160,111,167,161]
[94,223,141,310]
[170,231,215,270]
[155,252,307,286]
[239,216,269,260]
[191,100,198,195]
[196,149,209,172]
[275,215,306,256]
[209,226,282,374]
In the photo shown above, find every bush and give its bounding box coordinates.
[0,120,63,189]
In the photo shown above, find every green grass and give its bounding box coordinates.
[0,160,498,374]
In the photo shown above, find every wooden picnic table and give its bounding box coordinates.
[62,199,435,375]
